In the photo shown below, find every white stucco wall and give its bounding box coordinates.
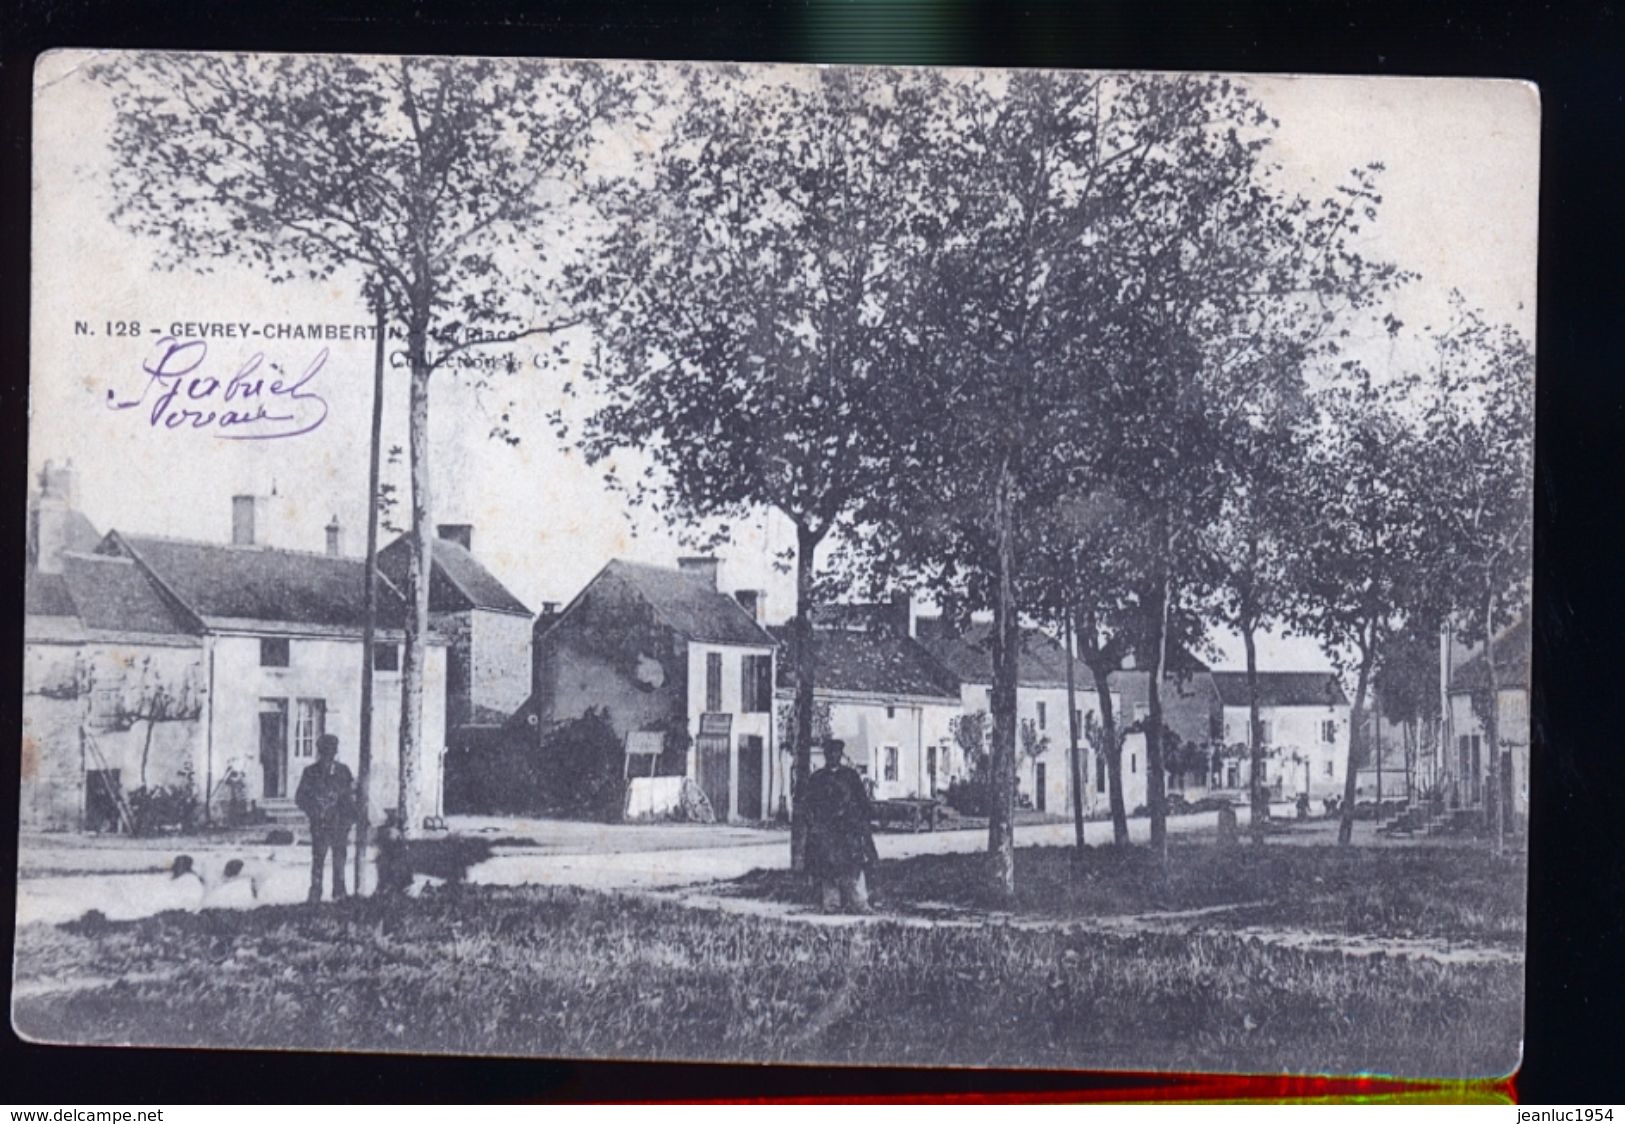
[468,608,532,722]
[1222,703,1350,800]
[20,636,206,830]
[956,682,1119,817]
[1446,688,1529,815]
[208,632,447,822]
[685,641,775,822]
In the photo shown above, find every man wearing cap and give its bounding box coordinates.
[802,738,879,913]
[295,732,357,902]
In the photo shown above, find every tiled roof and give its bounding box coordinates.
[61,554,198,637]
[1211,671,1349,708]
[811,602,898,631]
[24,570,78,618]
[1121,644,1212,675]
[915,617,1097,690]
[379,535,530,616]
[771,627,962,702]
[25,554,198,641]
[108,533,410,631]
[1449,614,1532,693]
[597,559,775,647]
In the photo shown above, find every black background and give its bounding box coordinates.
[1,0,1620,1105]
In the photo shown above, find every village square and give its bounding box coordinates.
[15,51,1534,1077]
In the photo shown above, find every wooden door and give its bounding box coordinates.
[697,734,731,821]
[260,701,289,798]
[737,736,763,821]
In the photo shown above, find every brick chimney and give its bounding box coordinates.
[734,589,765,622]
[534,600,562,636]
[31,459,78,574]
[891,590,917,638]
[678,556,720,590]
[325,514,343,558]
[437,523,473,552]
[231,494,264,546]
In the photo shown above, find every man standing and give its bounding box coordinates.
[802,738,879,913]
[296,733,356,902]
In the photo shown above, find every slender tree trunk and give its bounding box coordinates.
[1064,612,1086,855]
[1244,622,1266,844]
[987,460,1019,900]
[355,294,386,891]
[1375,684,1384,819]
[398,324,432,837]
[1483,589,1503,852]
[1089,657,1129,846]
[789,519,820,872]
[1338,624,1376,846]
[140,716,157,791]
[1145,568,1172,855]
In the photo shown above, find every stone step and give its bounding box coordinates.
[257,800,307,825]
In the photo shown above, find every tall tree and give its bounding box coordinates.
[1201,352,1313,842]
[852,69,1147,897]
[95,53,629,833]
[1025,489,1154,846]
[1095,146,1405,851]
[1419,296,1535,844]
[1371,613,1447,803]
[1290,365,1438,845]
[859,71,1301,890]
[575,64,943,868]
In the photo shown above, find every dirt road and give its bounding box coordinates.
[15,809,1244,925]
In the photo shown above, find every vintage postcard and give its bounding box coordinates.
[17,49,1536,1076]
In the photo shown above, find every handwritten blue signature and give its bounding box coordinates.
[107,337,330,440]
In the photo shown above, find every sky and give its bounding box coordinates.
[28,53,1539,674]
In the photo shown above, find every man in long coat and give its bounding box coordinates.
[296,733,357,902]
[802,738,879,912]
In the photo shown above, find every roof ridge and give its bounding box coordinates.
[600,557,774,645]
[123,531,361,562]
[60,550,134,565]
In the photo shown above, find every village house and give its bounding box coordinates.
[23,464,205,831]
[1211,671,1351,802]
[379,523,532,741]
[529,557,777,823]
[1444,612,1531,825]
[914,611,1118,817]
[1107,649,1224,788]
[771,608,963,808]
[20,464,449,832]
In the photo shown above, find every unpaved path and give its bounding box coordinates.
[645,886,1524,966]
[15,809,1240,925]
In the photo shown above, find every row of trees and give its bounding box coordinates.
[97,57,1531,896]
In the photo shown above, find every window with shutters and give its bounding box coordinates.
[705,652,723,712]
[883,745,898,782]
[740,654,772,713]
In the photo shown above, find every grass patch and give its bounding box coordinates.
[13,883,1519,1076]
[729,842,1527,946]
